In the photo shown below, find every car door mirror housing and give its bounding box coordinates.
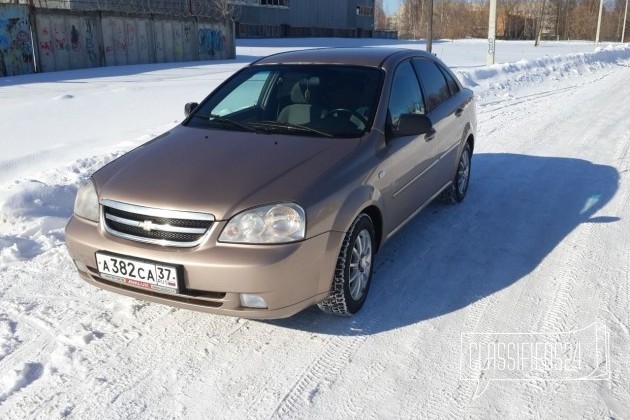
[184,102,199,117]
[394,113,433,137]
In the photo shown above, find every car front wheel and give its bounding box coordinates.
[318,214,375,316]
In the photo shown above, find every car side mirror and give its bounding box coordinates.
[394,113,433,137]
[184,102,199,117]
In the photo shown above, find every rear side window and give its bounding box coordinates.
[388,61,425,124]
[439,65,460,96]
[412,59,450,112]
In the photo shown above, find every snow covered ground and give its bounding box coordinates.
[1,38,629,418]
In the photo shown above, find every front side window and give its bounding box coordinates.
[412,59,451,112]
[388,60,425,125]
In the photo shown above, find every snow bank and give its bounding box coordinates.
[0,151,124,265]
[457,44,630,102]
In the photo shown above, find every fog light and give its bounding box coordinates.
[240,294,268,309]
[74,260,88,273]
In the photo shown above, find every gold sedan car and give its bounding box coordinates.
[65,47,477,318]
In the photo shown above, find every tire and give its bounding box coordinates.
[441,142,472,204]
[318,214,376,316]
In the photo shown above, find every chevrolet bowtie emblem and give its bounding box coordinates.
[138,220,155,232]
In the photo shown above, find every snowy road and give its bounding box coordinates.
[1,39,629,418]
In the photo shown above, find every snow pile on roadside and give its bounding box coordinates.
[0,151,125,264]
[456,43,630,102]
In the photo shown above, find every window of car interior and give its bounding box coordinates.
[211,71,272,116]
[439,64,460,96]
[388,60,425,126]
[411,59,451,113]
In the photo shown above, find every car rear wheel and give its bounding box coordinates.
[318,214,375,316]
[441,143,472,203]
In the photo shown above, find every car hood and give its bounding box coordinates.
[93,125,361,220]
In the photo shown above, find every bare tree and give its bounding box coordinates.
[209,0,241,22]
[375,0,388,30]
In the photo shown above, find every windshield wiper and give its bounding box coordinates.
[252,121,333,138]
[194,113,261,134]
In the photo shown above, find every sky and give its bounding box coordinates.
[382,0,401,15]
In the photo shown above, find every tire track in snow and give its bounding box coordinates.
[0,300,100,419]
[262,227,436,418]
[340,360,386,419]
[269,316,381,420]
[506,67,630,417]
[477,70,612,115]
[589,128,630,417]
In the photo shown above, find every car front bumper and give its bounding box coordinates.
[65,215,343,319]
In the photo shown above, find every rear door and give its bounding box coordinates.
[412,59,465,187]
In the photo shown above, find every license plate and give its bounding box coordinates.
[95,253,179,294]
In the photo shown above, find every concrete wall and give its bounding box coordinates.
[36,11,104,72]
[0,4,235,77]
[36,11,234,72]
[198,22,232,61]
[0,4,34,77]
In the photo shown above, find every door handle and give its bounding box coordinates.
[425,128,436,142]
[455,108,464,117]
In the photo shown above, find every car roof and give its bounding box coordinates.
[251,47,436,68]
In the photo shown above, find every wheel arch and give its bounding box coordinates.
[361,205,383,253]
[467,133,474,153]
[330,185,385,253]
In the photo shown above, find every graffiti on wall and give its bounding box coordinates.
[52,23,67,51]
[37,15,104,71]
[198,28,226,58]
[2,5,233,76]
[0,5,34,77]
[84,20,98,66]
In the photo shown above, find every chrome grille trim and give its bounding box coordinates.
[101,199,214,221]
[101,199,214,248]
[104,213,207,234]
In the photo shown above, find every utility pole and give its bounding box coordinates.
[595,0,604,44]
[535,0,547,46]
[427,0,434,53]
[622,0,629,42]
[487,0,497,65]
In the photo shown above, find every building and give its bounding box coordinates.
[5,0,379,39]
[234,0,376,38]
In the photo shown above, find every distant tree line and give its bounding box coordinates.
[394,0,629,42]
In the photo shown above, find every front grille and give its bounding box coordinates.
[102,199,214,247]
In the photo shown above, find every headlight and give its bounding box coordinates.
[74,178,100,222]
[219,203,305,244]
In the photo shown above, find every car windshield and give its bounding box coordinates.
[186,64,383,138]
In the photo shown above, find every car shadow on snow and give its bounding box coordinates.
[265,153,620,335]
